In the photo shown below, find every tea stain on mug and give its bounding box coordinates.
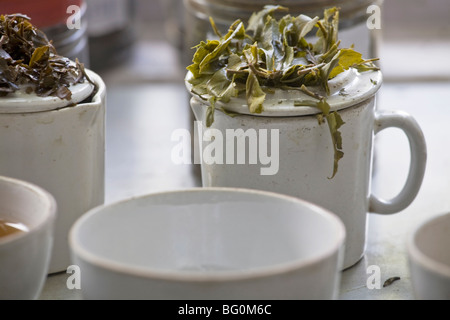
[53,136,64,146]
[0,218,28,238]
[36,116,55,125]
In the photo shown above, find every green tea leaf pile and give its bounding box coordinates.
[0,14,91,101]
[187,6,379,178]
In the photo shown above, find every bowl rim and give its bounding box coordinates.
[69,187,346,282]
[0,175,57,245]
[407,211,450,279]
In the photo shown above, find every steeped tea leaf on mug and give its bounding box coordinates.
[0,14,93,100]
[186,6,379,178]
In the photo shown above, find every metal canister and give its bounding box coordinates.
[84,0,136,70]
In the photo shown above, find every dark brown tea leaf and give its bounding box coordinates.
[0,14,92,101]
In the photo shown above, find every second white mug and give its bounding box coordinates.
[188,69,427,269]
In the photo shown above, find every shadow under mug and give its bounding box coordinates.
[189,70,427,269]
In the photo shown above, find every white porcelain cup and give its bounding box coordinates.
[70,188,345,300]
[0,70,106,273]
[0,176,56,300]
[408,212,450,300]
[188,69,427,269]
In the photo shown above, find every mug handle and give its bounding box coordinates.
[369,110,427,214]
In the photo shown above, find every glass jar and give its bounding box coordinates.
[183,0,383,65]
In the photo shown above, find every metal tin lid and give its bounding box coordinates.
[0,76,95,114]
[186,68,382,117]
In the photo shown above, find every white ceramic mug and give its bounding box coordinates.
[70,188,345,300]
[0,70,106,273]
[0,176,56,299]
[188,69,427,269]
[408,212,450,300]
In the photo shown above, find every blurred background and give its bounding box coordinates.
[134,0,450,82]
[93,0,450,83]
[1,0,448,84]
[100,0,449,82]
[99,0,450,84]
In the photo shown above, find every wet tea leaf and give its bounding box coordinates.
[247,5,288,40]
[186,5,379,178]
[206,97,216,128]
[0,14,92,100]
[246,70,265,114]
[326,111,345,179]
[383,277,401,288]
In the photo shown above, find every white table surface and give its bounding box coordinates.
[37,78,450,300]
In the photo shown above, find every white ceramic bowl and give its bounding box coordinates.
[70,188,345,300]
[0,176,56,300]
[408,212,450,300]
